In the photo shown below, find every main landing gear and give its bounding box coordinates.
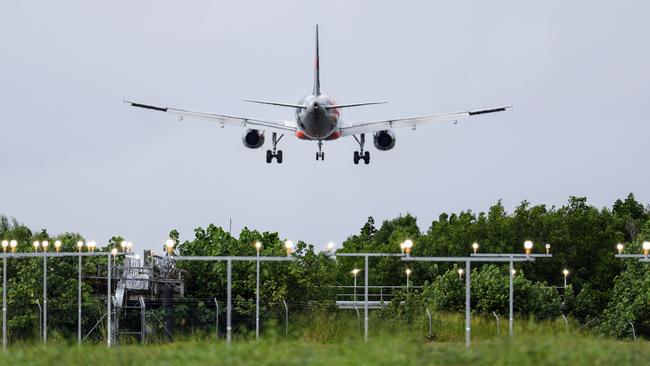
[266,132,284,164]
[315,140,325,161]
[353,134,370,165]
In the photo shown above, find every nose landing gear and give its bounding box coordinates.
[353,134,370,165]
[315,140,325,161]
[266,132,284,164]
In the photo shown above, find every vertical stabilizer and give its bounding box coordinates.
[313,25,320,96]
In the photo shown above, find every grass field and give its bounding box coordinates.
[0,313,646,365]
[1,335,648,366]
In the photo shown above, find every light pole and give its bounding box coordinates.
[562,269,569,288]
[77,240,83,346]
[351,268,360,305]
[41,240,48,343]
[405,268,412,289]
[254,241,262,341]
[1,240,7,350]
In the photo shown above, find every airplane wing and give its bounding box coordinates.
[125,100,297,133]
[339,105,511,136]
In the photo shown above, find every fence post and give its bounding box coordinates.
[139,296,146,344]
[214,298,219,340]
[353,301,360,333]
[282,300,288,337]
[492,311,500,336]
[425,308,433,339]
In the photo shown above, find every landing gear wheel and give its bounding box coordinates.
[353,134,370,165]
[266,132,285,164]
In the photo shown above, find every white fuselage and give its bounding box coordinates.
[295,94,341,140]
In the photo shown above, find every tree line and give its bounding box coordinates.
[1,193,649,338]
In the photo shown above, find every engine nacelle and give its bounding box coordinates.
[373,130,396,151]
[242,129,265,149]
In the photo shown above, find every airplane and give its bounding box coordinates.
[125,25,511,165]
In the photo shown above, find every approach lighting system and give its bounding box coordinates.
[326,242,335,252]
[545,243,551,254]
[77,241,84,252]
[1,240,7,253]
[42,240,49,252]
[457,268,464,278]
[10,240,17,253]
[254,241,262,252]
[472,242,479,254]
[33,241,40,252]
[54,240,62,252]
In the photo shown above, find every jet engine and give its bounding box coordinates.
[373,130,396,151]
[242,129,265,149]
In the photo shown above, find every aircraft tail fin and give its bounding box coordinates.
[313,24,320,96]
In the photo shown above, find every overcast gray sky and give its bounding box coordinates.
[1,1,649,252]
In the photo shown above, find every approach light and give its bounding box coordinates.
[616,243,624,254]
[33,241,40,252]
[54,240,62,252]
[165,239,174,255]
[643,241,650,256]
[10,240,17,253]
[87,241,96,252]
[457,268,464,278]
[120,241,126,252]
[1,240,7,253]
[285,240,294,256]
[42,240,49,252]
[326,242,335,252]
[545,243,551,254]
[405,268,412,276]
[403,239,413,255]
[511,269,517,276]
[563,269,569,277]
[351,268,360,276]
[77,241,84,252]
[126,242,133,252]
[111,248,118,256]
[472,242,479,254]
[254,241,262,252]
[524,240,533,255]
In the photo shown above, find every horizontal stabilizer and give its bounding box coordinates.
[244,99,304,108]
[325,101,387,109]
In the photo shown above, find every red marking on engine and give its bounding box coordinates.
[325,131,341,140]
[295,131,311,140]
